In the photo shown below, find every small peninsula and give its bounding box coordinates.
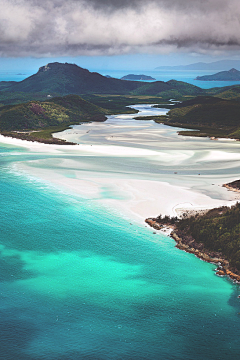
[146,202,240,283]
[121,74,156,81]
[195,68,240,81]
[223,179,240,192]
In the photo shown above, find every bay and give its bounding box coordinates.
[0,104,240,359]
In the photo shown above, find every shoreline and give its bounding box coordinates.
[1,111,240,285]
[145,217,240,283]
[1,130,77,145]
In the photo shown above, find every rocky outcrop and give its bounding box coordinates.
[173,230,240,282]
[145,218,164,230]
[223,180,240,193]
[145,217,240,283]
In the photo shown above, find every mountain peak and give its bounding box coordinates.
[229,68,239,73]
[37,62,85,73]
[196,67,240,81]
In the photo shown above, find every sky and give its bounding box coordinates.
[1,0,240,72]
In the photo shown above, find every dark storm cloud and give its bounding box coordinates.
[0,0,239,56]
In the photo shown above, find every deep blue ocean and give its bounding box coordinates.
[95,69,240,89]
[0,142,240,359]
[1,69,240,89]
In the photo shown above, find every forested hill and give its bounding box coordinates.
[176,203,240,272]
[0,94,106,132]
[1,62,205,98]
[165,96,240,138]
[196,68,240,81]
[3,63,144,95]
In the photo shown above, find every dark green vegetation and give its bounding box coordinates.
[0,62,205,107]
[134,115,168,122]
[0,95,106,144]
[138,96,240,139]
[3,62,240,142]
[2,62,144,95]
[131,79,204,99]
[152,203,240,274]
[121,74,155,81]
[208,84,240,100]
[176,203,240,272]
[0,92,52,107]
[196,68,240,81]
[0,81,17,90]
[223,179,240,190]
[82,94,171,114]
[2,126,76,145]
[167,96,240,138]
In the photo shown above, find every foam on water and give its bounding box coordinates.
[0,108,240,359]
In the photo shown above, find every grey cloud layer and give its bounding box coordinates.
[0,0,239,56]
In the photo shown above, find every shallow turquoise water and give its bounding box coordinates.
[0,144,240,359]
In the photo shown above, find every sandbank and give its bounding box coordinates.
[2,104,240,227]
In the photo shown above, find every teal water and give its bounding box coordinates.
[97,69,240,89]
[1,69,239,89]
[0,144,240,359]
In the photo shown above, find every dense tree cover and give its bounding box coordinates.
[164,96,240,138]
[0,63,205,100]
[196,68,240,81]
[82,94,171,115]
[177,203,240,271]
[3,63,143,95]
[168,96,240,127]
[0,94,106,132]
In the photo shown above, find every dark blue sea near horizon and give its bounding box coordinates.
[0,142,240,359]
[95,69,240,89]
[1,68,240,89]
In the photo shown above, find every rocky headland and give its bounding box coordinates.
[223,179,240,193]
[145,215,240,283]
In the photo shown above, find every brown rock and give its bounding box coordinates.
[216,270,225,276]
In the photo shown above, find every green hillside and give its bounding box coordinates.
[167,96,240,128]
[131,81,172,95]
[0,95,106,144]
[4,62,143,95]
[176,203,240,272]
[208,85,240,100]
[151,202,240,274]
[196,68,240,81]
[138,96,240,139]
[0,63,207,104]
[166,80,205,95]
[162,96,240,138]
[132,79,204,98]
[0,81,17,90]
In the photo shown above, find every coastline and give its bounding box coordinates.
[1,119,239,223]
[145,216,240,283]
[1,108,240,285]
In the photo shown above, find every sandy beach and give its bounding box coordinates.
[2,104,240,227]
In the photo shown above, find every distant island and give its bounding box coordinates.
[155,59,240,71]
[195,68,240,81]
[121,74,156,81]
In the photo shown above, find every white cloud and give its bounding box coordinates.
[0,0,240,56]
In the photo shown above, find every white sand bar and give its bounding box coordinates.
[2,103,240,223]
